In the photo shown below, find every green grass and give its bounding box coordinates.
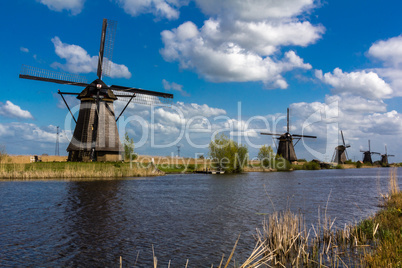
[155,164,199,173]
[292,161,321,170]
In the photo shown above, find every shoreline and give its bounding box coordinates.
[1,155,398,179]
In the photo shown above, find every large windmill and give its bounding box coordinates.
[260,108,317,162]
[20,19,173,162]
[360,140,380,164]
[381,145,395,166]
[331,130,350,164]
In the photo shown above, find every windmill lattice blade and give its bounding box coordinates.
[102,19,117,78]
[19,65,88,87]
[261,132,282,136]
[292,134,317,138]
[111,85,173,99]
[341,130,346,146]
[113,91,173,107]
[97,19,108,79]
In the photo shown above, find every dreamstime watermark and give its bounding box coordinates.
[62,100,340,165]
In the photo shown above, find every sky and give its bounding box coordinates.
[1,0,402,163]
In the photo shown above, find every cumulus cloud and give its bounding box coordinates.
[20,47,29,53]
[201,19,324,56]
[38,0,85,15]
[363,110,402,135]
[162,79,190,96]
[0,101,33,119]
[0,122,72,155]
[194,0,315,21]
[315,68,392,100]
[116,0,188,20]
[51,36,131,79]
[160,0,322,88]
[161,22,312,87]
[366,35,402,97]
[369,35,402,68]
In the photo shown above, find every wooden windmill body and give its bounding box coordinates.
[381,145,395,166]
[360,140,380,164]
[20,19,173,161]
[332,130,350,164]
[261,108,316,163]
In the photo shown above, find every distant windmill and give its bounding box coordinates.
[360,140,380,164]
[381,145,395,166]
[261,108,317,162]
[19,19,173,162]
[331,130,350,164]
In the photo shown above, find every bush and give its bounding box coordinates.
[273,157,291,171]
[209,133,249,173]
[356,161,363,168]
[303,161,320,170]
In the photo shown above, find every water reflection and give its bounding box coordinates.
[57,180,124,266]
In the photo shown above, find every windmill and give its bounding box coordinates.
[260,108,317,162]
[331,130,350,164]
[20,19,173,162]
[360,140,380,164]
[381,145,395,166]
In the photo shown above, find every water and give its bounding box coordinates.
[0,168,401,267]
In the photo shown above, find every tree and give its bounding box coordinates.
[208,133,249,173]
[123,132,136,161]
[257,145,274,168]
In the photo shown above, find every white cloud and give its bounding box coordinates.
[162,79,190,96]
[316,68,392,100]
[0,122,72,155]
[161,0,321,88]
[194,0,315,21]
[0,101,33,119]
[367,35,402,97]
[161,22,312,87]
[20,47,29,53]
[51,36,131,79]
[116,0,188,20]
[363,110,402,135]
[38,0,85,15]
[202,19,324,56]
[368,35,402,68]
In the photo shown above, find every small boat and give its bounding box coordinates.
[196,169,225,174]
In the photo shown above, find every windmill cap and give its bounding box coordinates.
[77,79,117,100]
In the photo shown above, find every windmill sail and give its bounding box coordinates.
[20,65,88,87]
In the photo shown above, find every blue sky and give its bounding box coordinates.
[1,0,402,163]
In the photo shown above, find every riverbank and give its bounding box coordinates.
[1,154,399,178]
[0,162,163,179]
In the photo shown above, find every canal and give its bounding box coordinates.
[0,168,401,267]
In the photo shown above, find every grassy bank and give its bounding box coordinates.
[362,169,401,266]
[0,162,163,179]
